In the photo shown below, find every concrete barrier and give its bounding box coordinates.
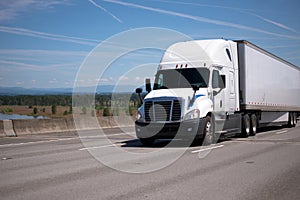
[0,116,135,136]
[0,120,5,137]
[2,120,16,137]
[13,118,69,136]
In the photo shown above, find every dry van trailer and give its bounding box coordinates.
[236,40,300,134]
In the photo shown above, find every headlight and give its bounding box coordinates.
[135,111,143,121]
[184,109,200,121]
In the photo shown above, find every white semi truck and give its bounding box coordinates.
[135,39,300,146]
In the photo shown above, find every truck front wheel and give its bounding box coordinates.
[202,116,215,146]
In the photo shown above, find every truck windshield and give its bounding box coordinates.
[153,68,210,90]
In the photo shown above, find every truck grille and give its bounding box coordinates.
[144,100,181,122]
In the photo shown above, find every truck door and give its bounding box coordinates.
[228,71,236,112]
[212,69,226,134]
[212,69,226,112]
[220,69,240,133]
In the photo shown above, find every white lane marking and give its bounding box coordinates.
[0,137,77,148]
[79,132,136,139]
[191,145,224,154]
[0,132,136,148]
[79,143,125,151]
[275,130,288,134]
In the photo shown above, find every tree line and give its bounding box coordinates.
[0,94,143,116]
[0,95,72,106]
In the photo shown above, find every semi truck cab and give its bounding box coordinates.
[135,39,241,145]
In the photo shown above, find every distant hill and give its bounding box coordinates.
[0,87,72,95]
[0,85,141,96]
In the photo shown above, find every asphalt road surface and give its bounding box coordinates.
[0,124,299,200]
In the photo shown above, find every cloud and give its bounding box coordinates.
[0,0,72,22]
[99,77,114,83]
[0,1,102,46]
[0,59,79,72]
[0,49,89,56]
[15,81,24,85]
[0,26,100,46]
[0,49,87,69]
[88,0,122,23]
[48,78,58,84]
[102,0,300,40]
[119,76,129,81]
[0,60,44,71]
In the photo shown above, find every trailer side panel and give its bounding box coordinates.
[237,41,300,112]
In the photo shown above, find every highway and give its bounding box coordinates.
[0,124,299,200]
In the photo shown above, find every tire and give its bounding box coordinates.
[202,116,215,146]
[288,112,295,127]
[291,112,295,127]
[241,114,251,138]
[250,114,257,136]
[293,112,297,127]
[139,138,155,146]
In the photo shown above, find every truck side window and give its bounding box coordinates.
[226,48,232,61]
[212,70,225,88]
[212,70,220,88]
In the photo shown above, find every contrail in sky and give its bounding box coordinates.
[251,14,297,33]
[149,0,297,33]
[88,0,122,23]
[0,26,99,46]
[102,0,299,40]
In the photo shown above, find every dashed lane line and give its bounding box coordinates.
[78,143,125,151]
[0,137,77,148]
[0,132,136,148]
[191,145,224,154]
[275,130,288,134]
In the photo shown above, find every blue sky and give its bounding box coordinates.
[0,0,299,88]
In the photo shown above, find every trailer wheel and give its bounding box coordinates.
[292,112,297,127]
[250,114,257,136]
[288,112,292,127]
[288,112,295,127]
[202,116,215,146]
[242,114,251,137]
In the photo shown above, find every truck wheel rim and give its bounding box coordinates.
[206,121,212,143]
[245,116,250,135]
[251,115,257,133]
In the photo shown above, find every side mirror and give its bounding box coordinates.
[190,84,200,105]
[192,84,200,92]
[136,88,142,94]
[145,78,151,93]
[136,88,143,105]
